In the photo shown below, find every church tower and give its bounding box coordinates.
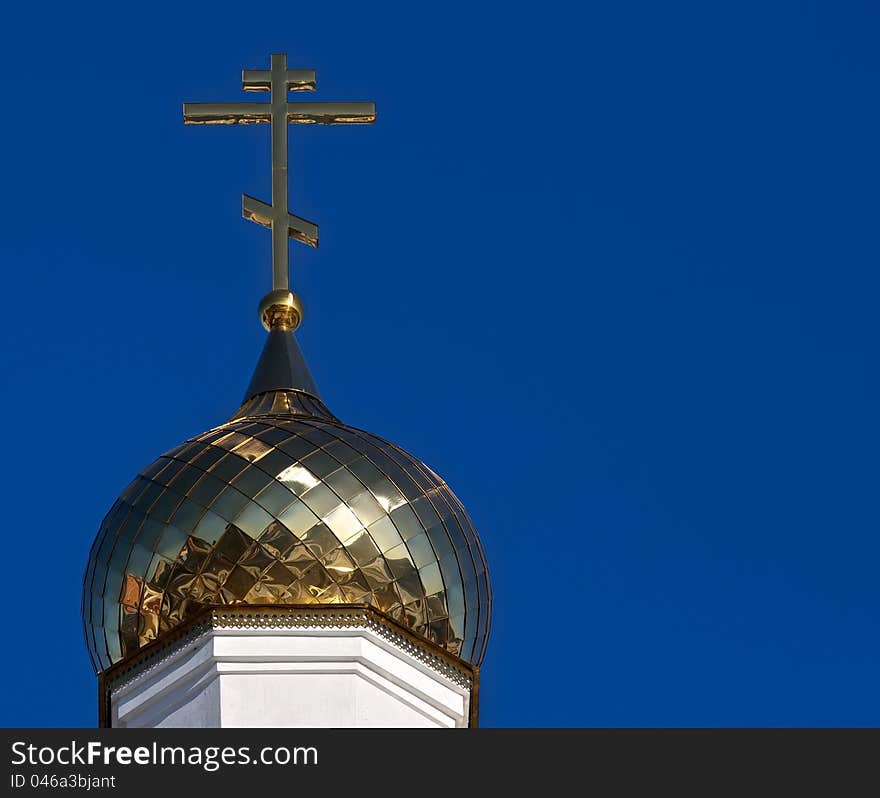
[81,54,491,728]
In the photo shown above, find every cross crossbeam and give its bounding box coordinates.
[183,53,375,293]
[242,194,318,249]
[182,102,375,125]
[242,68,316,92]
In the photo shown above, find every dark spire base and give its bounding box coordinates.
[243,329,321,403]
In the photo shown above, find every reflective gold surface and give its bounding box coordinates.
[258,289,304,332]
[242,68,316,93]
[82,390,491,672]
[242,194,318,249]
[182,102,375,125]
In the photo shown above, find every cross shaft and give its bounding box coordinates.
[270,53,289,291]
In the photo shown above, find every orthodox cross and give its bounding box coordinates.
[183,53,375,294]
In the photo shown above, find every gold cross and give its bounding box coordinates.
[183,53,375,293]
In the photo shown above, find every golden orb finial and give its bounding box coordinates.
[259,289,304,331]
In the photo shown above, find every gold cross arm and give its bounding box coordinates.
[243,193,318,249]
[183,102,375,125]
[243,68,316,92]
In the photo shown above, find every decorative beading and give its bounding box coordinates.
[107,606,473,693]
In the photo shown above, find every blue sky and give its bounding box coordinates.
[1,1,879,726]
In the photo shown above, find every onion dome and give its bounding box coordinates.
[82,313,492,672]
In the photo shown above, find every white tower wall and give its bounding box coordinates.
[102,608,476,729]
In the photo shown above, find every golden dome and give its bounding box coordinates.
[82,331,491,672]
